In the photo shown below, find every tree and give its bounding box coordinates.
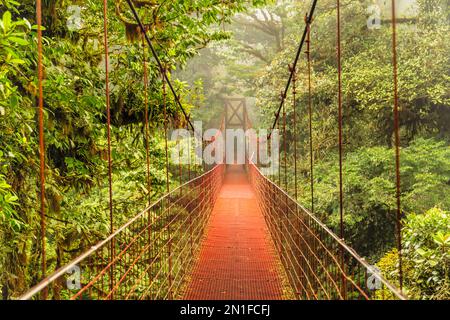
[377,208,450,300]
[0,0,268,298]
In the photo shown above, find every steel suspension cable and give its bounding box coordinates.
[142,31,152,205]
[36,0,47,300]
[125,0,194,132]
[268,0,318,138]
[306,17,314,214]
[125,1,198,196]
[391,0,403,291]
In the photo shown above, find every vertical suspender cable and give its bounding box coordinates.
[291,63,301,297]
[336,1,344,241]
[178,100,183,192]
[391,0,403,291]
[142,31,152,205]
[161,66,172,298]
[268,135,272,177]
[36,0,47,300]
[187,121,191,181]
[142,36,153,295]
[277,118,281,186]
[306,17,314,214]
[244,109,247,168]
[179,137,182,191]
[336,0,347,299]
[102,0,113,235]
[282,94,287,192]
[162,67,170,194]
[290,64,298,201]
[140,15,153,300]
[102,0,114,298]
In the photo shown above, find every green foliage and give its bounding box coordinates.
[254,0,449,299]
[403,207,450,299]
[0,151,20,230]
[307,138,450,258]
[377,208,450,300]
[0,0,263,298]
[256,0,450,149]
[0,0,448,300]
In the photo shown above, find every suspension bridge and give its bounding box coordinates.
[20,0,408,300]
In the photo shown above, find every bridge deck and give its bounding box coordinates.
[184,165,285,300]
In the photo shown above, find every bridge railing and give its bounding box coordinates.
[19,164,225,300]
[248,163,406,300]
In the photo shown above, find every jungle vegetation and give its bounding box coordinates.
[251,0,449,299]
[0,0,448,299]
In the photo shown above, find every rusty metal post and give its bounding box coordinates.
[277,117,281,187]
[289,63,301,297]
[336,0,347,299]
[168,220,173,299]
[179,139,183,194]
[187,121,191,181]
[102,0,115,299]
[306,16,315,214]
[161,65,172,298]
[290,64,298,201]
[36,0,47,300]
[282,91,288,193]
[391,0,403,291]
[162,67,170,194]
[142,30,152,206]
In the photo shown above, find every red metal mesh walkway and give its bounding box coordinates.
[184,165,284,300]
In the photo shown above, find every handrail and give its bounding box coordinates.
[248,162,407,300]
[19,165,223,300]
